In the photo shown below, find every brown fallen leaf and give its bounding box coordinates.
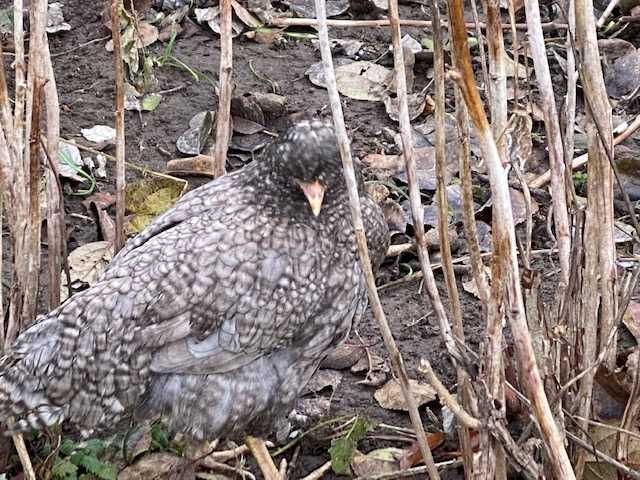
[119,452,195,480]
[321,344,366,370]
[399,431,445,469]
[351,447,404,477]
[374,379,436,411]
[166,155,215,176]
[61,241,113,302]
[305,369,342,394]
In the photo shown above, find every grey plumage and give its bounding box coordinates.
[0,120,388,440]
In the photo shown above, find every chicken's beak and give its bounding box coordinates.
[297,180,325,217]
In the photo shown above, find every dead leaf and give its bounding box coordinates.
[229,132,272,153]
[105,21,159,51]
[334,61,392,101]
[283,0,349,17]
[305,369,342,394]
[81,125,116,149]
[119,452,195,480]
[231,0,262,28]
[194,7,244,37]
[166,155,215,176]
[321,344,365,370]
[623,300,640,343]
[509,187,539,225]
[399,432,445,469]
[231,95,265,126]
[604,48,640,98]
[584,421,640,480]
[383,92,433,122]
[83,193,117,243]
[351,448,403,477]
[124,424,153,462]
[330,38,363,57]
[364,182,389,204]
[176,111,214,155]
[46,2,71,33]
[462,266,492,299]
[58,142,87,183]
[383,199,407,233]
[61,241,113,302]
[306,58,351,89]
[251,92,287,118]
[232,116,265,135]
[125,177,186,234]
[374,379,436,411]
[361,152,403,171]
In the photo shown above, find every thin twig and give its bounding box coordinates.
[11,428,35,480]
[528,114,640,188]
[567,431,640,480]
[268,16,568,30]
[51,35,111,58]
[211,0,233,177]
[300,460,332,480]
[313,0,440,477]
[596,0,623,28]
[111,0,126,253]
[418,359,480,429]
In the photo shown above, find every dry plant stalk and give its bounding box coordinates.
[563,0,578,204]
[478,0,508,476]
[0,0,53,476]
[446,0,575,477]
[0,0,49,349]
[111,0,126,253]
[313,0,440,477]
[525,0,571,285]
[431,1,474,476]
[43,20,63,310]
[211,0,233,178]
[573,0,616,473]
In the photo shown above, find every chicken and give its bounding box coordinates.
[0,121,388,450]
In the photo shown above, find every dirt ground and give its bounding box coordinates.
[4,0,634,478]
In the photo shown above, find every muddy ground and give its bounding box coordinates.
[3,0,636,478]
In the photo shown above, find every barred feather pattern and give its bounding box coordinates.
[0,121,389,440]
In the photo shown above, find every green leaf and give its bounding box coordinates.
[329,437,355,475]
[141,93,162,111]
[329,416,376,475]
[82,439,107,457]
[151,423,171,451]
[60,439,77,456]
[70,452,117,480]
[52,458,78,480]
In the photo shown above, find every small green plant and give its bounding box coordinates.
[51,438,117,480]
[153,30,217,90]
[328,416,376,475]
[58,148,96,196]
[573,171,588,192]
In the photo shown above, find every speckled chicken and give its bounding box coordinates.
[0,120,389,442]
